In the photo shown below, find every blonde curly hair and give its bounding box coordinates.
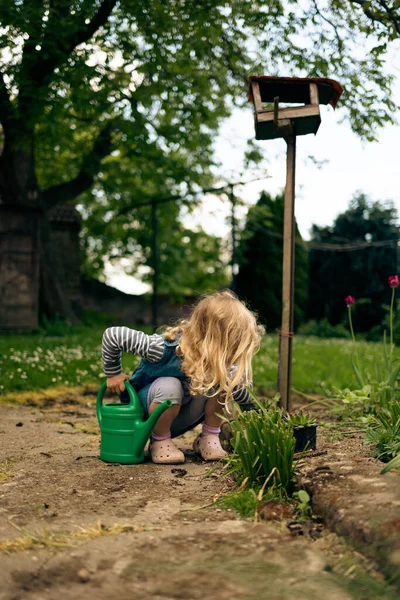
[162,290,262,400]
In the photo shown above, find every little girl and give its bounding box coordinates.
[102,290,261,464]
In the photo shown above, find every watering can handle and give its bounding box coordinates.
[96,380,137,425]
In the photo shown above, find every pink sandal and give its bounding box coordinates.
[150,439,185,464]
[193,433,227,461]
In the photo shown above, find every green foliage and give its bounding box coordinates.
[226,396,295,493]
[1,1,399,298]
[3,324,399,395]
[342,286,400,402]
[384,299,400,345]
[218,488,261,518]
[333,385,375,413]
[84,216,230,296]
[0,325,143,393]
[252,334,400,396]
[297,319,350,339]
[236,191,308,330]
[364,401,400,462]
[293,490,312,521]
[39,310,117,336]
[78,308,118,328]
[335,289,400,464]
[381,454,400,474]
[39,315,78,338]
[333,354,400,418]
[308,194,399,331]
[286,413,317,428]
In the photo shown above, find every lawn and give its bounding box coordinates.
[0,326,397,397]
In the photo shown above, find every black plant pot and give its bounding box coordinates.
[293,425,317,452]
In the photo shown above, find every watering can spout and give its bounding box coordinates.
[136,400,173,448]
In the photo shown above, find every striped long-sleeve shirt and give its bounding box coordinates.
[101,326,254,409]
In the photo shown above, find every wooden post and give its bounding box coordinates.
[151,200,158,332]
[229,185,237,291]
[278,127,296,412]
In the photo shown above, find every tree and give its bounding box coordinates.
[236,191,308,331]
[0,1,399,326]
[82,201,230,296]
[308,193,399,331]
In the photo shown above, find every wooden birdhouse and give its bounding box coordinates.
[247,75,343,412]
[248,76,343,140]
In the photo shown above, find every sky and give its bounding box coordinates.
[106,45,400,295]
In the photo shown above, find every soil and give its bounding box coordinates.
[0,395,399,600]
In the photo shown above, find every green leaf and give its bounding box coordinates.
[381,454,400,474]
[297,490,310,504]
[388,363,400,387]
[352,356,365,388]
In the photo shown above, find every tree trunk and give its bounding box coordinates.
[38,214,80,324]
[0,206,40,330]
[0,129,80,329]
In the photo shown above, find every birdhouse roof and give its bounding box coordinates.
[248,76,343,107]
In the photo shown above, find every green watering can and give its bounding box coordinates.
[96,380,172,464]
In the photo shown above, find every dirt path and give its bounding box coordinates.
[0,400,397,600]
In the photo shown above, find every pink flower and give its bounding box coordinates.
[345,295,355,306]
[388,275,399,288]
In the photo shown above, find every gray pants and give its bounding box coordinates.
[147,377,207,437]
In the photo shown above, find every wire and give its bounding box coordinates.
[243,221,399,252]
[116,176,270,216]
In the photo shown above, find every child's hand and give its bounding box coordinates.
[106,373,129,394]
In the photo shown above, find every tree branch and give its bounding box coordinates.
[377,0,400,35]
[349,0,400,36]
[18,0,118,112]
[42,120,117,208]
[61,0,119,52]
[313,0,344,52]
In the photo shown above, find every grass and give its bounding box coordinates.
[0,326,141,396]
[218,488,262,517]
[253,334,400,395]
[0,520,138,554]
[0,460,15,484]
[0,383,98,407]
[226,399,295,492]
[1,325,399,398]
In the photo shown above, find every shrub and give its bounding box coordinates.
[39,314,77,337]
[80,308,117,327]
[297,319,350,339]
